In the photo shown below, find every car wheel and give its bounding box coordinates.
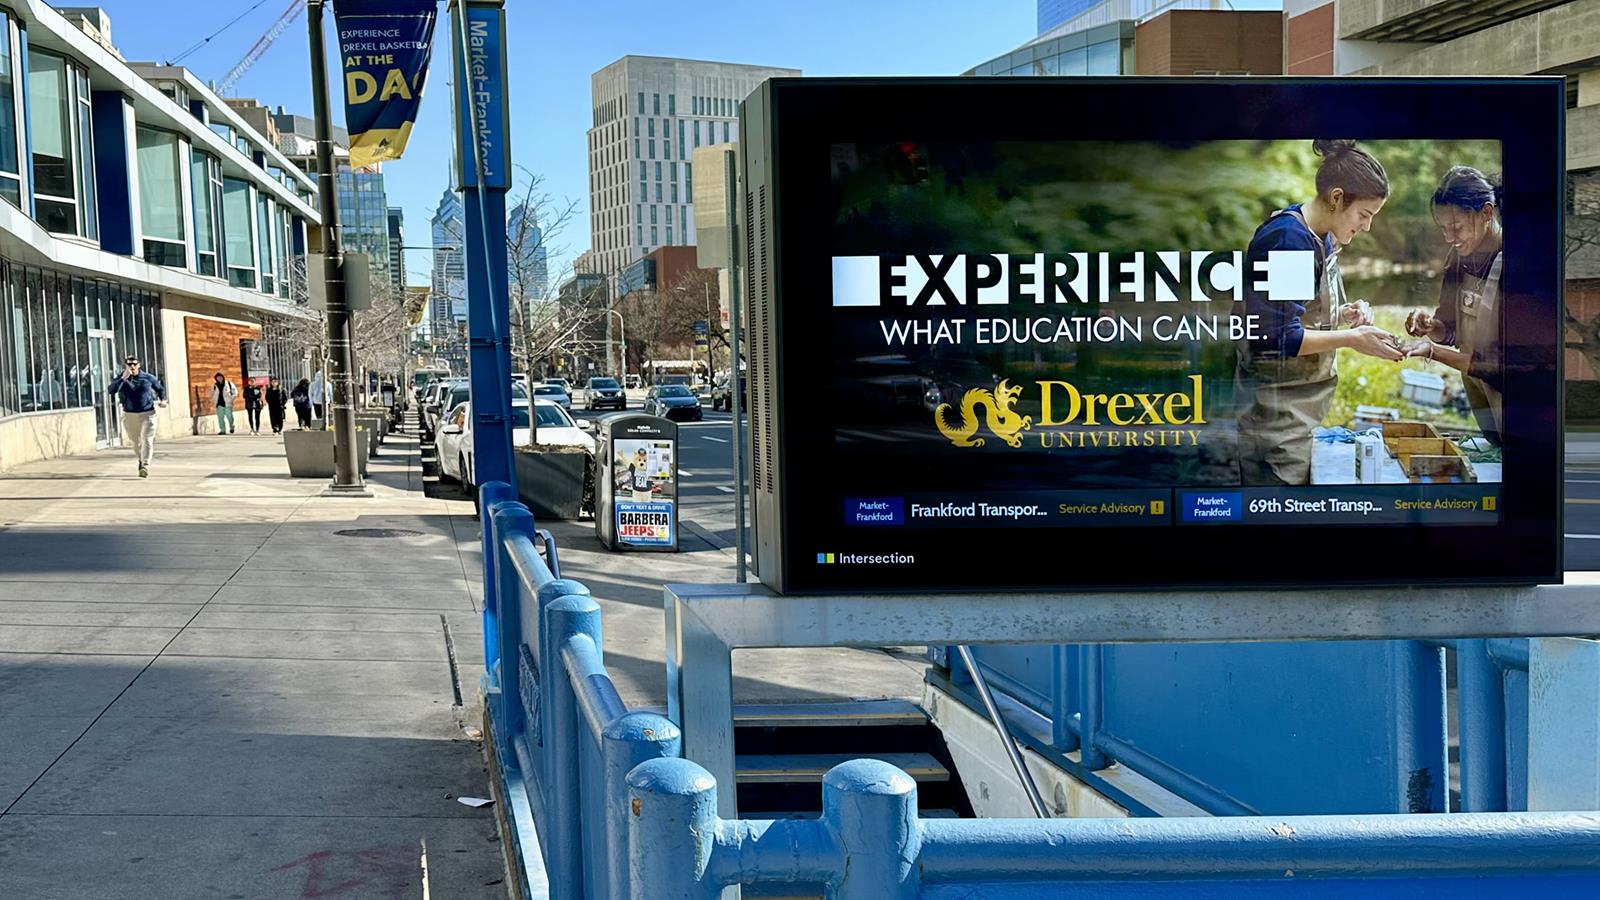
[461,455,474,493]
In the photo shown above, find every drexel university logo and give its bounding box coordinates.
[831,251,1316,307]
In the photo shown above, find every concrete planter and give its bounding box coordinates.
[513,447,589,520]
[283,428,370,478]
[356,416,385,455]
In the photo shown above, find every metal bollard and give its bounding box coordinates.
[604,712,682,900]
[626,758,722,900]
[489,499,532,744]
[543,595,604,900]
[822,759,921,900]
[479,481,515,679]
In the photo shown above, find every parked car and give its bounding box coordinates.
[425,379,528,438]
[437,399,594,491]
[710,373,746,412]
[643,384,703,422]
[532,382,572,410]
[542,377,572,393]
[585,376,626,411]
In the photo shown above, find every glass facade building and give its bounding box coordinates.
[964,21,1135,77]
[0,6,320,464]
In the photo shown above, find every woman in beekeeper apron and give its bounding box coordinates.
[1402,166,1504,446]
[1237,139,1406,485]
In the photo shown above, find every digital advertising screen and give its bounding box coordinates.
[751,78,1564,593]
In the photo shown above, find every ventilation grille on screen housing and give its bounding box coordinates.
[746,183,774,496]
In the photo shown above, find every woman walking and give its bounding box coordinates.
[265,376,288,434]
[211,372,238,435]
[291,378,314,429]
[242,380,264,435]
[1236,139,1405,485]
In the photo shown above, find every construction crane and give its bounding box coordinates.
[214,0,306,97]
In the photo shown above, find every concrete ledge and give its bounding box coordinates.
[0,408,96,472]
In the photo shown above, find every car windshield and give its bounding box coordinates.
[590,378,619,389]
[534,405,572,428]
[534,385,565,396]
[657,386,692,398]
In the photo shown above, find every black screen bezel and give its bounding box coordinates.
[767,77,1564,594]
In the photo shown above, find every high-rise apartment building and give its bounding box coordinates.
[387,207,405,293]
[586,56,800,278]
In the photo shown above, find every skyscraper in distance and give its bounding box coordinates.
[387,207,405,293]
[431,188,466,329]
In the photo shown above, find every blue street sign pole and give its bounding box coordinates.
[449,0,515,495]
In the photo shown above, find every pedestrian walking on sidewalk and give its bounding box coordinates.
[265,376,288,434]
[212,373,239,435]
[109,356,166,478]
[310,371,326,421]
[291,378,314,429]
[242,380,264,434]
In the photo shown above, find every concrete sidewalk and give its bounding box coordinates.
[0,429,508,899]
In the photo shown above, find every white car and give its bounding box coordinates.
[437,399,595,491]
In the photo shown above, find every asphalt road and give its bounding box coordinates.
[1566,468,1600,570]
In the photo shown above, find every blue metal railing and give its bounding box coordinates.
[948,637,1542,815]
[479,482,1595,899]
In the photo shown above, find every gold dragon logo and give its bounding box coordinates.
[934,379,1033,448]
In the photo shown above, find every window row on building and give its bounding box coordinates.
[0,11,315,308]
[0,258,161,421]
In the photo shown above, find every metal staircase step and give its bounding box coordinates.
[734,752,950,784]
[734,699,927,729]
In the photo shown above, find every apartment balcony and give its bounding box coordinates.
[1339,0,1574,43]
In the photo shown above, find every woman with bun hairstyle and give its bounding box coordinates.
[1402,166,1505,446]
[1237,139,1404,485]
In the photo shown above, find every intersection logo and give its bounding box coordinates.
[831,251,1315,307]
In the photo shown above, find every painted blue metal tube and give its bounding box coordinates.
[915,813,1600,880]
[563,633,628,741]
[1050,645,1077,751]
[605,713,681,900]
[708,818,835,887]
[1078,644,1108,769]
[1488,638,1530,671]
[825,759,922,900]
[1091,733,1256,816]
[543,595,602,900]
[626,758,723,900]
[1457,639,1509,812]
[491,499,533,747]
[479,481,516,682]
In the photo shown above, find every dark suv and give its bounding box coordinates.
[585,376,626,411]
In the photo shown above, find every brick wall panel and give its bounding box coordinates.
[184,317,261,413]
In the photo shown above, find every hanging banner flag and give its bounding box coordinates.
[332,0,438,168]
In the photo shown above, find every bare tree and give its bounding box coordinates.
[1564,173,1600,378]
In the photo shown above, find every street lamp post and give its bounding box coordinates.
[306,0,366,496]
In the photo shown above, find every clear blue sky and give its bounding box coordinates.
[89,0,1276,285]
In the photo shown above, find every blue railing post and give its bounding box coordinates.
[626,758,722,900]
[544,594,603,900]
[823,759,921,900]
[489,497,532,746]
[1458,639,1509,812]
[1078,643,1108,769]
[1051,644,1077,751]
[479,480,517,683]
[605,712,682,900]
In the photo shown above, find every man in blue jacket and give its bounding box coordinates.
[109,355,166,477]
